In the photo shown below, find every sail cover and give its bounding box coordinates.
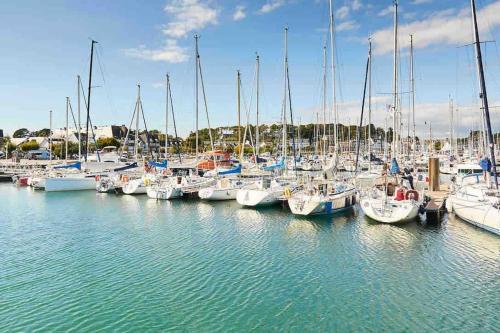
[390,158,400,175]
[218,164,241,175]
[113,162,138,172]
[53,162,81,170]
[148,160,168,169]
[263,158,285,171]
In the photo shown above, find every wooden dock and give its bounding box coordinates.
[424,184,450,222]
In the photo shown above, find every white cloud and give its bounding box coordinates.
[124,0,218,63]
[162,0,219,38]
[298,96,489,137]
[372,1,500,55]
[124,40,189,63]
[233,5,246,21]
[378,5,394,17]
[259,0,286,14]
[336,5,350,19]
[352,0,362,11]
[337,20,360,32]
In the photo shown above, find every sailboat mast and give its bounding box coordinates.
[410,34,416,168]
[195,34,199,161]
[65,97,69,162]
[256,54,260,158]
[282,27,288,159]
[368,37,372,172]
[298,118,302,157]
[355,44,370,173]
[166,74,170,159]
[77,75,81,161]
[134,84,140,159]
[49,110,52,162]
[449,96,454,157]
[322,45,327,157]
[392,0,399,159]
[85,40,96,161]
[237,70,241,149]
[328,0,338,155]
[471,0,498,188]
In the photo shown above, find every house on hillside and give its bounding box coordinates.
[10,137,50,149]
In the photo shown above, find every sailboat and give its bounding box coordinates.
[147,35,217,199]
[236,28,298,207]
[288,0,357,216]
[198,72,245,201]
[121,84,158,195]
[43,41,108,192]
[198,175,247,201]
[360,1,424,223]
[355,37,382,185]
[446,0,500,236]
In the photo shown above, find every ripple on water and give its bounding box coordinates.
[0,184,499,332]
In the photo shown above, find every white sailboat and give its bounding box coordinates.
[236,27,298,207]
[288,180,357,215]
[236,176,293,207]
[147,176,183,200]
[199,177,247,201]
[446,0,499,236]
[289,12,357,217]
[447,176,500,235]
[45,173,97,192]
[360,1,423,224]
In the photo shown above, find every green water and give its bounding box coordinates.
[0,184,498,332]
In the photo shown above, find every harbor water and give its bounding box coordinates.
[0,183,498,332]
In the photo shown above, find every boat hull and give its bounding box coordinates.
[360,197,420,224]
[447,194,500,235]
[44,177,96,192]
[122,179,148,195]
[288,190,357,216]
[236,189,280,207]
[199,187,238,201]
[146,186,182,200]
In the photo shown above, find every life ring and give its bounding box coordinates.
[405,190,419,201]
[122,175,129,183]
[95,175,101,181]
[144,178,151,186]
[283,187,292,198]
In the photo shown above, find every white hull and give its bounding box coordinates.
[96,178,118,193]
[236,189,280,207]
[44,176,96,192]
[198,187,238,200]
[360,197,420,224]
[146,186,182,200]
[288,189,357,216]
[447,188,500,236]
[30,177,46,190]
[122,179,148,195]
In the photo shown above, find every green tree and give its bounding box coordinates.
[96,137,120,148]
[35,128,51,137]
[13,128,30,138]
[52,142,80,159]
[19,140,40,151]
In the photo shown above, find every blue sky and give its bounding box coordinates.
[1,0,500,138]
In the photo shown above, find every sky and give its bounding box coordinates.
[1,0,500,139]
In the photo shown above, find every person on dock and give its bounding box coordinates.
[402,168,414,190]
[480,156,491,184]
